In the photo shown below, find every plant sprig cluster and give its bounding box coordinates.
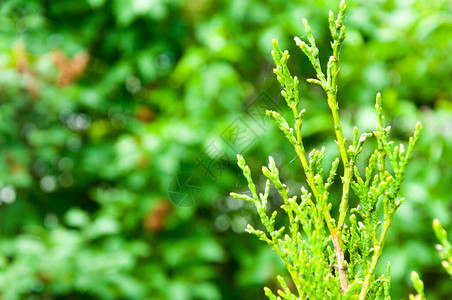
[230,1,422,299]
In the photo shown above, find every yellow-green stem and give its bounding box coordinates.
[326,56,352,294]
[327,47,352,231]
[293,107,335,230]
[274,243,304,297]
[359,220,391,299]
[293,106,348,294]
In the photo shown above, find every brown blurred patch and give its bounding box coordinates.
[136,155,149,168]
[2,150,25,175]
[14,41,29,74]
[37,271,52,284]
[143,200,173,232]
[135,105,155,123]
[183,0,212,19]
[11,43,89,96]
[52,50,89,87]
[13,41,40,97]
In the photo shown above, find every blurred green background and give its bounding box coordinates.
[0,0,451,299]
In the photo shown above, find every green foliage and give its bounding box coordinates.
[433,219,452,278]
[0,0,451,299]
[231,1,423,298]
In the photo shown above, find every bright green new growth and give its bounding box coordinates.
[433,219,452,278]
[409,271,426,300]
[230,1,422,299]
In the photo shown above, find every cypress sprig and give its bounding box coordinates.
[409,271,426,300]
[433,219,452,278]
[230,1,422,298]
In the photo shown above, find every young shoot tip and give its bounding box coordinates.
[433,218,441,228]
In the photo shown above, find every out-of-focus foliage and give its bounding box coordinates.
[0,0,450,299]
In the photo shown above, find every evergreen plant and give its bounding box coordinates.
[230,1,423,298]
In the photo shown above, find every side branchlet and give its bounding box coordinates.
[409,271,426,300]
[433,219,452,278]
